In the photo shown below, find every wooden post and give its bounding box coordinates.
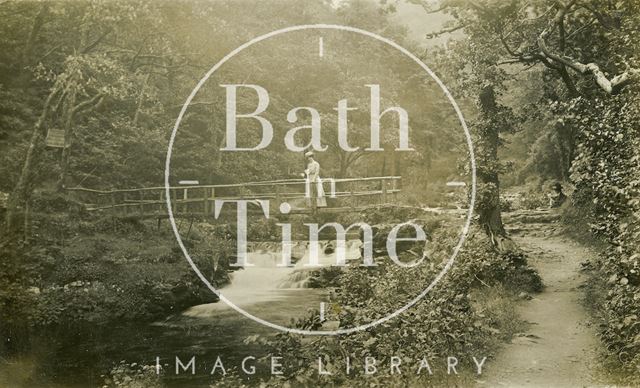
[123,192,129,215]
[210,188,215,217]
[350,181,356,207]
[392,178,397,202]
[183,188,188,214]
[203,187,209,215]
[172,188,177,215]
[381,178,388,204]
[275,184,282,205]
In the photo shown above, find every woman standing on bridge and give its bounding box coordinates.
[303,151,327,212]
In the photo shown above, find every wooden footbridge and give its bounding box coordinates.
[66,176,401,218]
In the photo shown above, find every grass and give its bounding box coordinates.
[470,285,528,356]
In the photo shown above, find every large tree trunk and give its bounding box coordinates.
[5,84,60,231]
[477,85,507,243]
[554,120,577,181]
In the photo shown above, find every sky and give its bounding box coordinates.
[392,0,461,49]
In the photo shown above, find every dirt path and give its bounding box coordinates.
[480,221,603,387]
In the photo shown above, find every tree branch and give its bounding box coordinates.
[576,2,620,29]
[81,28,113,54]
[564,17,595,40]
[426,23,466,39]
[538,37,639,94]
[410,0,449,14]
[497,58,525,65]
[34,43,63,64]
[538,55,561,70]
[537,1,639,94]
[72,92,104,116]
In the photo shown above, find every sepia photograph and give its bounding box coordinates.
[0,0,639,387]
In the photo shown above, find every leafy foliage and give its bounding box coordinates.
[239,211,541,386]
[421,0,640,379]
[567,89,640,380]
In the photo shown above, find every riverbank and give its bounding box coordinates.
[0,193,232,386]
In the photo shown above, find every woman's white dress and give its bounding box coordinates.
[305,160,327,207]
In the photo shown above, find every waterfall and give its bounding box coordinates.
[277,239,362,289]
[183,240,361,317]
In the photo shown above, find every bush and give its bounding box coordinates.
[564,91,640,382]
[243,221,541,386]
[102,361,163,388]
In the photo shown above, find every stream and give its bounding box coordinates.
[51,240,362,387]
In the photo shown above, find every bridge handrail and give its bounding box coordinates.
[65,176,402,195]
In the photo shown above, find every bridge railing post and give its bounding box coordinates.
[350,181,357,207]
[203,187,209,215]
[171,188,177,214]
[381,178,388,204]
[275,185,282,206]
[392,178,397,202]
[182,188,188,214]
